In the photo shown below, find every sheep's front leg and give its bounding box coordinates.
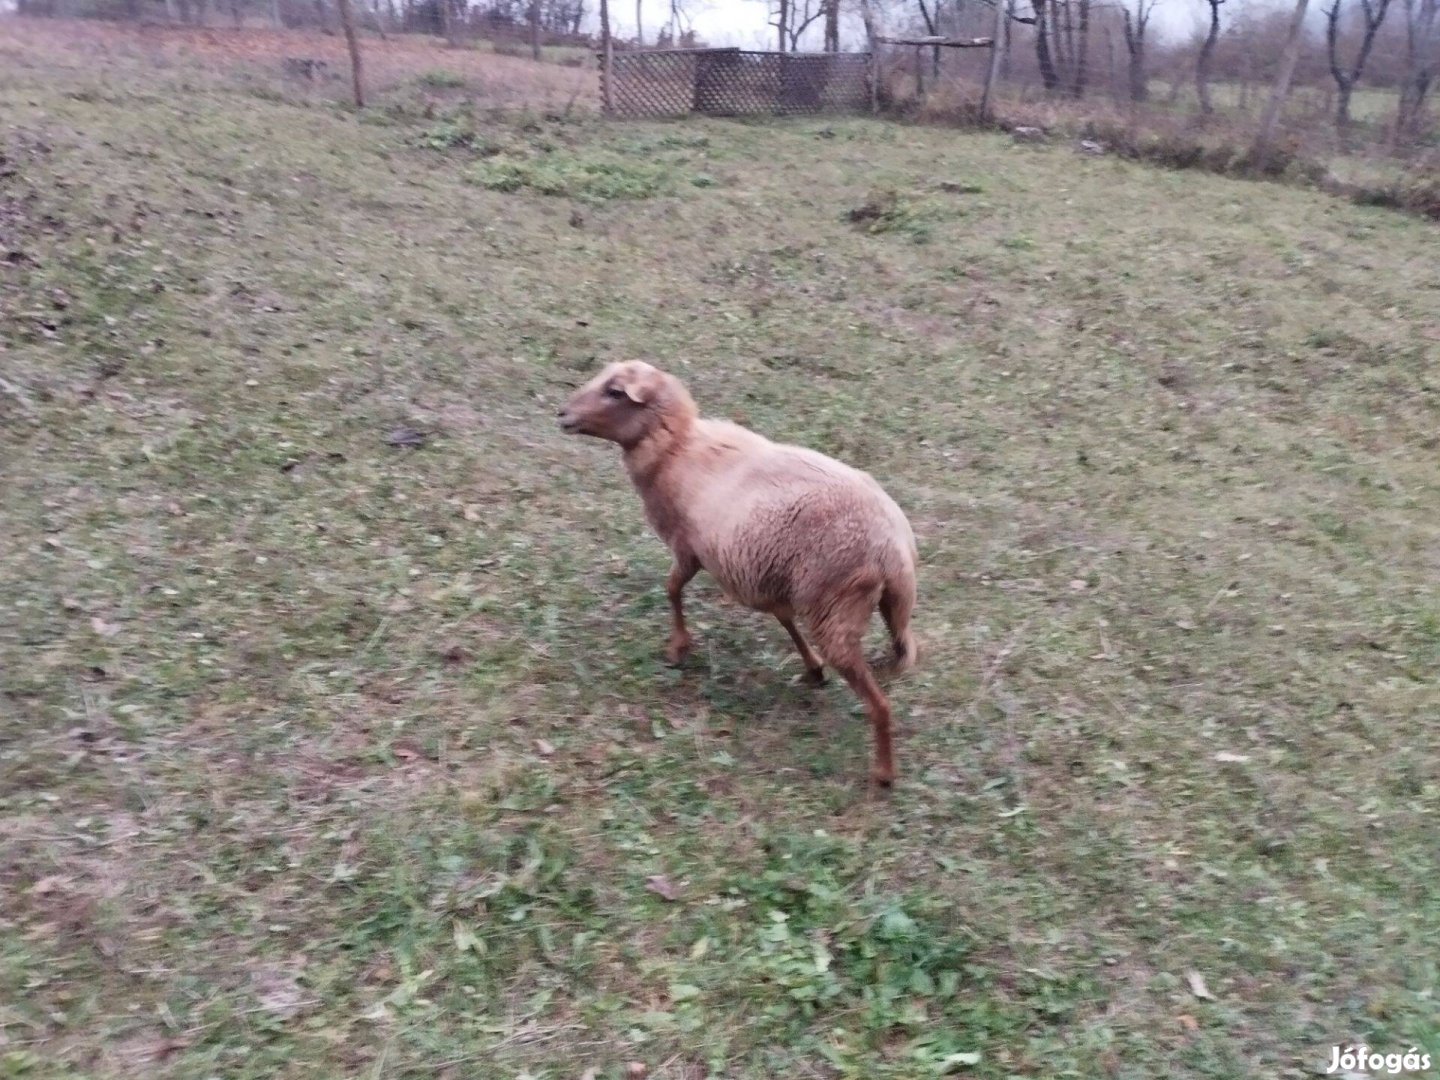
[664,554,700,666]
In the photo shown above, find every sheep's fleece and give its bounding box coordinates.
[559,360,918,785]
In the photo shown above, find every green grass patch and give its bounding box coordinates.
[470,152,673,199]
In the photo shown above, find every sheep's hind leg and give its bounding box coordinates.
[811,610,896,787]
[664,554,699,666]
[776,612,826,686]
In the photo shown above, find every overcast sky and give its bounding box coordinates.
[631,0,1301,49]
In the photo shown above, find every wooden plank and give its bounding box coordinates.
[876,35,993,47]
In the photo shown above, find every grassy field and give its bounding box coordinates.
[3,19,1439,1080]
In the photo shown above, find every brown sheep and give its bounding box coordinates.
[558,361,918,786]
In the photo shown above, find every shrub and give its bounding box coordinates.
[417,69,467,90]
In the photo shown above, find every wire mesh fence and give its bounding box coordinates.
[602,48,873,119]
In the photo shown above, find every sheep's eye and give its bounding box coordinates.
[605,385,628,400]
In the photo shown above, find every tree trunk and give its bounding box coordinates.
[335,0,364,106]
[1072,0,1090,97]
[1059,0,1074,88]
[1395,0,1437,140]
[778,0,787,51]
[917,0,941,77]
[1250,0,1312,170]
[1033,0,1061,92]
[1122,7,1148,102]
[1128,46,1146,102]
[859,0,879,110]
[980,0,1006,119]
[1196,0,1221,115]
[824,0,839,50]
[530,0,541,58]
[1001,0,1014,79]
[635,0,642,45]
[600,0,614,113]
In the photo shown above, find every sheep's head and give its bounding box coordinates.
[558,361,686,447]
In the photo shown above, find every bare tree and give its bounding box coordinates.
[1121,0,1158,102]
[530,0,542,57]
[1396,0,1437,137]
[635,0,643,44]
[1032,0,1063,91]
[1001,0,1016,78]
[1196,0,1223,114]
[1325,0,1391,132]
[858,0,880,108]
[917,0,942,79]
[335,0,365,105]
[1072,0,1091,97]
[600,0,614,111]
[1250,0,1312,169]
[772,0,824,49]
[824,0,839,50]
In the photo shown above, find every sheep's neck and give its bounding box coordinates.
[624,412,696,548]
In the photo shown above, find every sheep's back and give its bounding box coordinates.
[688,442,913,611]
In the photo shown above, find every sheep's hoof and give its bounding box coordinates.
[802,666,826,687]
[664,637,692,666]
[870,766,896,789]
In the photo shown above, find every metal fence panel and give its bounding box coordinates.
[603,48,872,119]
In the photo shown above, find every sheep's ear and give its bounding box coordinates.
[621,365,660,404]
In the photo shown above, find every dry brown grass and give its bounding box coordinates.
[0,15,596,107]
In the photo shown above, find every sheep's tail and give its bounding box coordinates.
[879,559,917,673]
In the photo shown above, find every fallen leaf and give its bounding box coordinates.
[1213,751,1250,763]
[1068,579,1088,591]
[392,745,419,762]
[462,504,483,522]
[90,616,121,638]
[938,1051,982,1071]
[645,875,680,902]
[627,1065,647,1078]
[1186,969,1214,1001]
[535,739,555,757]
[453,921,484,955]
[1176,1013,1198,1032]
[580,1071,598,1080]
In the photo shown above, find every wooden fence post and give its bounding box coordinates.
[980,0,1005,120]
